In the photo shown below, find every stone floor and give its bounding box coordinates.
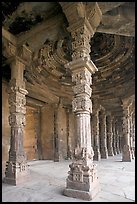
[2,154,135,202]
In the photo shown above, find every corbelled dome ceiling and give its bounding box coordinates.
[2,2,135,114]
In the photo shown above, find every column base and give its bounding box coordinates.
[3,161,30,185]
[64,156,100,201]
[122,145,132,162]
[101,147,108,159]
[64,179,100,200]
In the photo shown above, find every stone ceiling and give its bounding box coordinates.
[2,2,135,115]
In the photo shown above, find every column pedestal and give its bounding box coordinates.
[64,147,100,200]
[3,160,29,185]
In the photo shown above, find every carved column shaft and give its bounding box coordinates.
[4,58,29,185]
[116,119,123,153]
[130,112,135,159]
[99,110,108,159]
[63,17,100,200]
[115,120,120,154]
[122,104,132,162]
[107,115,114,156]
[92,108,101,161]
[112,118,117,155]
[132,113,135,157]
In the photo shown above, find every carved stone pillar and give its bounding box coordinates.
[99,109,108,159]
[116,118,123,153]
[3,57,29,185]
[122,102,132,162]
[132,112,135,158]
[63,23,100,201]
[112,118,117,155]
[107,114,114,156]
[92,101,101,161]
[130,112,135,159]
[64,59,100,200]
[115,119,120,154]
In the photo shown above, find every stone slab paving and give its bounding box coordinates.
[2,154,135,202]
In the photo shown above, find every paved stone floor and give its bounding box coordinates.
[2,154,135,202]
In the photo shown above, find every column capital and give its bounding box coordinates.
[65,57,98,74]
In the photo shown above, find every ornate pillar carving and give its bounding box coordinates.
[122,100,132,162]
[106,114,114,156]
[3,57,29,185]
[63,23,100,201]
[59,2,102,199]
[99,109,108,159]
[92,99,101,161]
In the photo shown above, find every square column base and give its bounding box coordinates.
[3,161,30,185]
[64,179,100,200]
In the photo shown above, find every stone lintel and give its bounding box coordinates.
[65,57,98,74]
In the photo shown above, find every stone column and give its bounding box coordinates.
[63,22,100,200]
[112,118,117,155]
[115,119,120,154]
[3,57,29,185]
[132,112,135,158]
[117,118,123,153]
[130,112,135,159]
[107,114,114,156]
[122,101,132,162]
[66,108,73,160]
[99,109,108,159]
[92,100,101,161]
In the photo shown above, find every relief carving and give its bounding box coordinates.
[73,83,91,96]
[74,146,94,161]
[70,22,92,60]
[72,96,92,112]
[72,69,92,85]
